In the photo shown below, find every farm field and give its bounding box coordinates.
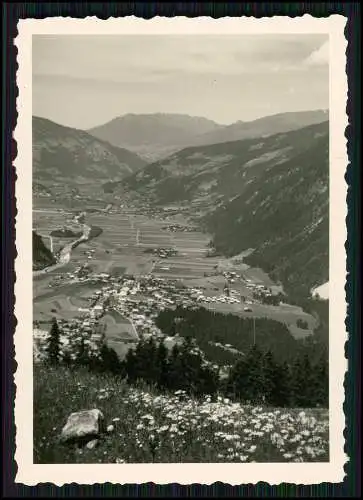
[33,280,100,323]
[70,212,216,278]
[100,310,138,342]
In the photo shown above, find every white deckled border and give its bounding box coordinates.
[14,15,348,486]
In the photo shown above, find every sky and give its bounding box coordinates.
[32,34,329,129]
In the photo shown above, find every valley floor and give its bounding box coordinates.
[33,199,316,342]
[34,365,329,464]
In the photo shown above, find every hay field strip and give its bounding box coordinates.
[102,311,138,341]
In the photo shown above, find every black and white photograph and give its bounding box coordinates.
[14,16,348,485]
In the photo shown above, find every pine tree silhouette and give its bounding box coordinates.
[313,354,329,407]
[227,355,249,401]
[46,317,61,365]
[245,344,265,403]
[262,350,277,404]
[167,344,182,390]
[62,350,72,367]
[124,347,138,383]
[291,353,314,407]
[227,345,265,403]
[270,360,292,407]
[75,336,90,367]
[144,337,158,382]
[155,341,169,389]
[99,343,122,374]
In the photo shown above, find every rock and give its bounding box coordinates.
[60,409,104,443]
[106,424,115,433]
[86,439,99,450]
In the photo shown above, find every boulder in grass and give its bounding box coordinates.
[60,409,105,444]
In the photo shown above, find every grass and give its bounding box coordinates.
[34,365,329,464]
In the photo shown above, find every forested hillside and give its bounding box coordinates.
[205,131,329,297]
[32,230,56,270]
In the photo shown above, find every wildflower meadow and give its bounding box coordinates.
[34,365,329,464]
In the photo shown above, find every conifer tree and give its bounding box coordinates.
[124,346,138,382]
[167,344,183,390]
[178,337,204,395]
[199,364,219,396]
[291,353,314,407]
[226,355,249,401]
[155,341,169,389]
[62,350,72,367]
[262,350,277,404]
[312,354,329,407]
[75,336,90,367]
[270,360,292,407]
[46,317,61,365]
[144,337,158,382]
[99,343,122,374]
[245,344,265,403]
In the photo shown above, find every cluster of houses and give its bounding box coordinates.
[83,248,96,261]
[242,277,282,303]
[162,224,197,233]
[35,273,205,362]
[191,287,242,305]
[222,270,242,284]
[143,247,178,259]
[33,316,104,363]
[35,239,284,365]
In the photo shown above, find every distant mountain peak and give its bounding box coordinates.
[87,113,225,162]
[87,109,328,162]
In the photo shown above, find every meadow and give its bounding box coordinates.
[33,280,100,323]
[34,365,329,464]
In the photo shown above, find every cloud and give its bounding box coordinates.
[303,41,329,66]
[33,34,329,83]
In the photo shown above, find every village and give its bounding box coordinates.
[33,254,281,365]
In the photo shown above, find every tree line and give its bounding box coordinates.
[154,306,327,366]
[44,317,328,409]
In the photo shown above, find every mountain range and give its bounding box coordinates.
[33,116,146,187]
[87,110,328,162]
[87,113,224,162]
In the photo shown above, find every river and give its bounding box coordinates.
[33,223,91,277]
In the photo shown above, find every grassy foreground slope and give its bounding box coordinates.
[34,365,329,464]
